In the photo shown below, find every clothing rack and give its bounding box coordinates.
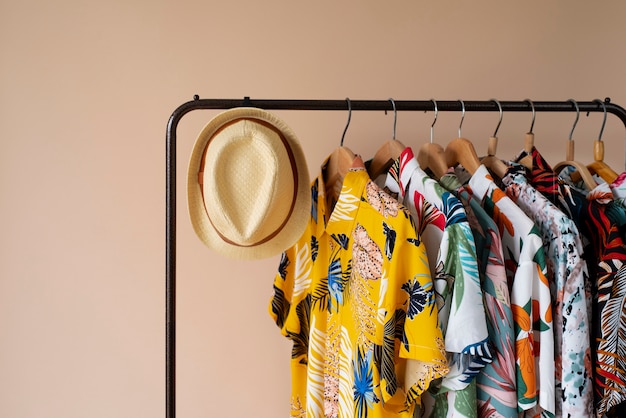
[165,97,626,418]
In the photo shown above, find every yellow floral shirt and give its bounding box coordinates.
[270,157,448,418]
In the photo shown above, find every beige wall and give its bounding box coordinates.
[2,1,626,417]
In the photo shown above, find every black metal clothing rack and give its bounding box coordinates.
[165,97,626,417]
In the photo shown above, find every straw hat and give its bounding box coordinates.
[187,107,310,260]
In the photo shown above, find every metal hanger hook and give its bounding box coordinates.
[340,98,352,146]
[491,99,503,137]
[524,99,536,133]
[388,98,397,140]
[568,99,580,141]
[430,99,438,143]
[458,100,465,137]
[593,98,607,141]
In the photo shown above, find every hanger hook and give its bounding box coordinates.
[524,99,536,133]
[568,99,580,141]
[388,98,397,140]
[458,100,465,137]
[430,99,438,143]
[491,99,503,137]
[340,98,352,146]
[593,98,607,141]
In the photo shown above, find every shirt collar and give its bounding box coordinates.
[385,146,416,198]
[514,146,562,197]
[318,154,368,232]
[467,164,498,202]
[502,161,529,186]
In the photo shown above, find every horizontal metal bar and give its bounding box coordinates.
[168,97,626,126]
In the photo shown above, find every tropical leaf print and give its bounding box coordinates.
[387,156,401,187]
[448,224,481,310]
[373,313,399,398]
[327,252,351,313]
[407,237,421,248]
[432,260,453,312]
[326,258,342,313]
[453,384,477,416]
[310,235,319,262]
[292,244,312,300]
[311,248,350,314]
[366,181,399,218]
[338,325,355,416]
[596,264,626,414]
[311,275,329,313]
[441,191,467,227]
[512,301,536,403]
[353,348,379,418]
[306,315,326,417]
[278,252,290,280]
[401,277,433,320]
[324,321,341,418]
[290,396,306,418]
[352,224,383,281]
[286,295,311,362]
[350,224,379,348]
[405,344,449,407]
[270,284,289,330]
[412,190,445,235]
[382,221,396,261]
[350,279,377,349]
[476,398,500,418]
[393,308,407,342]
[311,179,319,224]
[331,233,350,250]
[329,187,360,222]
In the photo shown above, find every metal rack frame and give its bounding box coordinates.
[165,96,626,417]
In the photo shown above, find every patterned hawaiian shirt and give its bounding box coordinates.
[516,147,626,417]
[440,170,518,418]
[466,164,555,416]
[270,156,448,418]
[384,148,492,418]
[502,162,594,417]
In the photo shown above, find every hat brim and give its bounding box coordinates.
[187,107,310,260]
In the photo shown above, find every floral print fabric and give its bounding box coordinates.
[502,163,593,417]
[467,165,555,416]
[517,147,626,417]
[384,148,492,418]
[270,156,448,418]
[440,171,518,418]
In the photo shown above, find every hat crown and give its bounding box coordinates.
[187,107,310,260]
[203,120,294,245]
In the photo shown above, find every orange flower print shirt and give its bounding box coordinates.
[467,165,555,416]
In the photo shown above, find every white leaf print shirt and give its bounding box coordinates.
[384,148,492,418]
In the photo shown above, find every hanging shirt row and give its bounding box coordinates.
[269,136,626,418]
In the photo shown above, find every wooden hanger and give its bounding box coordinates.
[323,99,357,210]
[573,100,619,183]
[517,99,535,170]
[586,139,619,183]
[552,99,596,190]
[480,99,509,180]
[417,99,449,179]
[368,99,407,179]
[444,101,481,176]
